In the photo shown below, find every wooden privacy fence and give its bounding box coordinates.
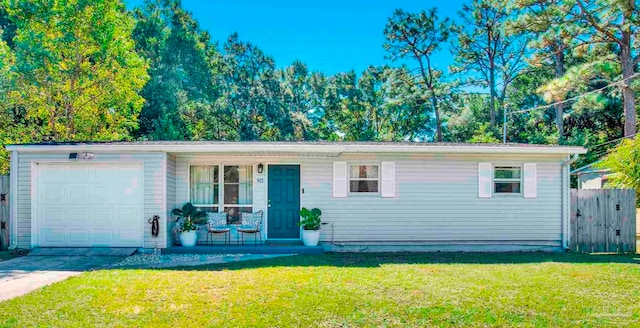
[570,189,636,253]
[0,175,8,249]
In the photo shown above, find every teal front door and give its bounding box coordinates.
[268,165,301,239]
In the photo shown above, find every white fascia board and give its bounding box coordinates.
[5,144,344,154]
[5,143,587,155]
[341,145,587,155]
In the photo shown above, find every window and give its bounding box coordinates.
[493,166,521,194]
[349,164,379,193]
[223,165,253,224]
[190,165,219,211]
[189,165,253,224]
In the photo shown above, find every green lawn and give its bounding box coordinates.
[1,253,640,327]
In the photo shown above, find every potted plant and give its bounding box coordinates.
[298,207,322,246]
[172,202,207,247]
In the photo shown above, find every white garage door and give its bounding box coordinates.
[36,162,144,247]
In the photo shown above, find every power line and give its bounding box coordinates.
[509,72,640,115]
[588,133,638,149]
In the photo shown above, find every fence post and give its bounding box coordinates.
[0,175,9,250]
[570,189,578,252]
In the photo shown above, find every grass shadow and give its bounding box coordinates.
[118,252,640,272]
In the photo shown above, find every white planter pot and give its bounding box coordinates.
[301,230,320,246]
[179,230,198,247]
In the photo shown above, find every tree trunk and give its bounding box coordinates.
[620,43,636,137]
[554,50,565,142]
[430,94,442,142]
[487,25,496,128]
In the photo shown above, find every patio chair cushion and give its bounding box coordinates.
[238,211,262,232]
[207,212,229,232]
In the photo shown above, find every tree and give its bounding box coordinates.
[599,138,640,201]
[278,61,315,140]
[509,0,582,142]
[5,0,148,142]
[451,0,529,129]
[0,5,15,47]
[568,0,639,137]
[315,66,434,141]
[383,8,451,142]
[0,30,15,174]
[218,33,293,140]
[132,0,221,140]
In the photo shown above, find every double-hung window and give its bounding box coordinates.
[190,165,253,224]
[190,165,219,212]
[349,164,379,193]
[493,166,522,194]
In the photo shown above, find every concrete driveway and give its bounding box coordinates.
[0,252,128,302]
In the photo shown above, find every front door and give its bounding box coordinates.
[268,165,301,239]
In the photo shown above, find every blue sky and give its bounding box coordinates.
[126,0,467,75]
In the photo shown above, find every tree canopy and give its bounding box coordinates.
[0,0,638,175]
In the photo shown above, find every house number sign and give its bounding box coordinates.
[257,178,264,184]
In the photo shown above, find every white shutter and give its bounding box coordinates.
[380,161,395,198]
[332,161,347,198]
[478,162,492,198]
[523,163,537,198]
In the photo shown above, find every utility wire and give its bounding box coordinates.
[588,133,638,149]
[509,72,640,115]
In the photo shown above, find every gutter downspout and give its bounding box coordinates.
[561,153,580,250]
[8,151,18,250]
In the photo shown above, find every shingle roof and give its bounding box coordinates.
[8,140,580,148]
[6,140,587,155]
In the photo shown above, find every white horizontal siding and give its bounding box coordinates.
[306,157,563,244]
[166,154,176,246]
[15,152,166,249]
[173,153,566,246]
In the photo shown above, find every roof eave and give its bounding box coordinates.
[5,143,588,155]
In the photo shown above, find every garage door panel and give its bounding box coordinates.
[42,228,66,243]
[92,229,114,243]
[67,208,90,224]
[39,167,68,183]
[39,185,66,203]
[118,167,139,182]
[68,166,90,181]
[68,186,91,203]
[68,229,90,243]
[37,163,144,247]
[91,185,115,203]
[93,208,113,226]
[40,207,67,224]
[117,229,142,243]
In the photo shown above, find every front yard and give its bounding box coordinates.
[1,252,639,327]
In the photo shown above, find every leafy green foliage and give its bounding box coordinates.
[599,138,640,196]
[298,207,322,230]
[5,0,148,141]
[132,0,220,140]
[172,202,207,232]
[0,0,149,174]
[0,0,636,176]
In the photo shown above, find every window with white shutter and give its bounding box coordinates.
[493,166,522,194]
[348,164,379,193]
